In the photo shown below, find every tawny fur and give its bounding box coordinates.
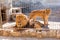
[16,13,28,28]
[34,21,44,28]
[29,9,51,27]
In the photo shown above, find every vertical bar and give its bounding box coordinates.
[0,7,2,28]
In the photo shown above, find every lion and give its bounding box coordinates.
[29,19,44,29]
[29,9,51,27]
[16,13,28,28]
[34,21,44,29]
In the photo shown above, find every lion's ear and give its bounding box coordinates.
[46,8,50,11]
[46,8,51,15]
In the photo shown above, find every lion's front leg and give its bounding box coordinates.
[43,16,48,27]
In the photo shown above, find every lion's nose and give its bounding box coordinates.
[20,24,21,26]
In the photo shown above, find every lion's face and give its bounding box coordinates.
[16,14,28,28]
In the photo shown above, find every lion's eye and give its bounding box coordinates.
[23,18,26,20]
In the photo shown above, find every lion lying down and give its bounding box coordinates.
[15,21,44,31]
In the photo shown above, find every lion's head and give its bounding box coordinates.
[16,13,28,28]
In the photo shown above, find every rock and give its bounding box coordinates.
[3,30,10,36]
[48,30,57,38]
[41,30,49,38]
[29,32,36,37]
[10,31,21,37]
[36,32,42,38]
[56,30,60,38]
